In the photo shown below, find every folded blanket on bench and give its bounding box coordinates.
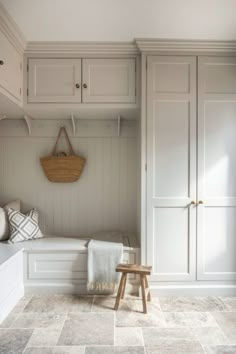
[87,239,123,292]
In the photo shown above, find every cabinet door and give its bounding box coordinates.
[28,59,81,103]
[82,58,135,103]
[146,56,197,281]
[0,30,22,101]
[197,56,236,281]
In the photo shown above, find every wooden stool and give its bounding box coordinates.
[114,263,152,314]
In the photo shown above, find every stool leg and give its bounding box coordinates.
[140,274,147,314]
[114,273,125,311]
[144,275,151,302]
[121,273,127,299]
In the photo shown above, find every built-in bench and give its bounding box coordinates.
[0,234,140,321]
[22,235,140,294]
[0,244,24,322]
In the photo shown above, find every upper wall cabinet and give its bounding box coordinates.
[27,58,136,104]
[82,59,136,103]
[0,30,22,102]
[28,59,82,103]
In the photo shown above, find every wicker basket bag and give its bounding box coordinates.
[40,127,86,183]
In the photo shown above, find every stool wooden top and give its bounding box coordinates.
[116,263,152,275]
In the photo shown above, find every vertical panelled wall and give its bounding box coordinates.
[0,119,138,237]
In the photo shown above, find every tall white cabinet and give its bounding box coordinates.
[143,52,236,294]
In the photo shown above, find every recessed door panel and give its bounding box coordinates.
[204,102,236,199]
[153,101,190,198]
[153,207,190,276]
[153,61,190,93]
[203,207,236,276]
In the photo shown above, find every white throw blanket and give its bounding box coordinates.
[87,239,123,292]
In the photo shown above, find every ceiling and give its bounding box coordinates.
[1,0,236,42]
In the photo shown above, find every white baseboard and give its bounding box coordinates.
[24,282,139,295]
[0,283,24,323]
[149,284,236,297]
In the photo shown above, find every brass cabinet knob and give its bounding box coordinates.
[75,83,80,89]
[198,200,204,204]
[0,60,4,65]
[190,201,196,205]
[83,83,87,88]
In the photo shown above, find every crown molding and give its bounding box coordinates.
[25,41,139,55]
[0,3,26,53]
[135,38,236,53]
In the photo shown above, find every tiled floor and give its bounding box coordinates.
[0,295,236,353]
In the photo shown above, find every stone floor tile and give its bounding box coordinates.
[159,297,227,312]
[24,295,93,314]
[0,313,19,328]
[115,327,144,346]
[24,348,53,354]
[11,313,66,329]
[211,312,236,342]
[58,313,114,346]
[204,345,236,354]
[192,327,229,345]
[24,347,85,354]
[92,295,116,312]
[116,309,166,327]
[0,328,32,354]
[164,312,218,328]
[53,347,85,354]
[220,297,236,311]
[145,341,204,354]
[85,347,145,354]
[68,295,93,312]
[142,327,194,346]
[27,328,62,346]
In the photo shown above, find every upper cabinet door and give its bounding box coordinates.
[82,58,136,103]
[28,59,82,103]
[0,30,22,102]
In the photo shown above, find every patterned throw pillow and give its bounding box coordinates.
[0,199,21,241]
[7,208,43,243]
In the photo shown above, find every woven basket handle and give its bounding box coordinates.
[52,127,75,156]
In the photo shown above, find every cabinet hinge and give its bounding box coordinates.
[27,88,29,96]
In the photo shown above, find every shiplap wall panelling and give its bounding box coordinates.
[0,119,138,237]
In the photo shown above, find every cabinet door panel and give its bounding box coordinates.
[0,30,22,101]
[198,56,236,281]
[147,56,197,282]
[28,59,81,103]
[82,58,135,103]
[153,207,191,275]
